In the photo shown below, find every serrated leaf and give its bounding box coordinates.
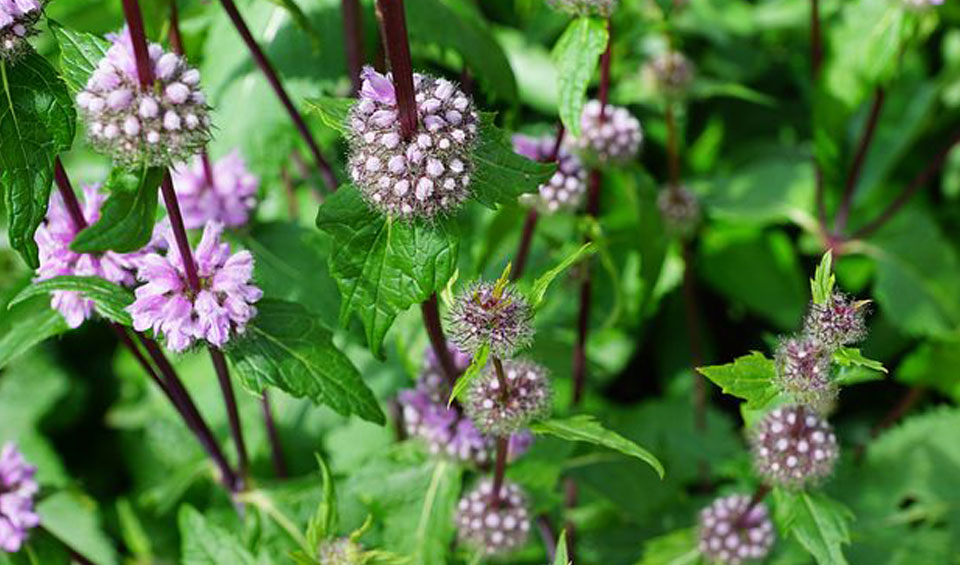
[552,17,608,138]
[447,343,489,406]
[530,242,594,307]
[178,505,258,565]
[10,275,134,326]
[0,295,68,369]
[472,113,556,208]
[0,53,76,267]
[71,166,163,253]
[49,21,110,94]
[774,490,853,565]
[226,299,384,424]
[38,490,120,565]
[834,347,887,374]
[530,415,665,478]
[304,96,353,135]
[697,352,780,410]
[315,185,459,357]
[811,251,835,305]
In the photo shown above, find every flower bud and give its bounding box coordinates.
[749,405,839,489]
[657,185,701,237]
[569,100,643,165]
[646,50,695,97]
[512,133,587,214]
[448,281,534,359]
[455,479,531,556]
[803,293,868,349]
[697,494,775,565]
[465,359,552,436]
[774,336,834,409]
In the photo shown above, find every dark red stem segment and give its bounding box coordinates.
[492,356,509,402]
[159,172,202,292]
[261,390,289,478]
[217,0,337,192]
[872,386,926,438]
[536,515,558,563]
[734,484,772,529]
[168,0,183,55]
[54,158,87,231]
[681,242,707,433]
[835,88,886,234]
[572,170,602,405]
[121,0,155,88]
[665,102,681,186]
[201,151,216,188]
[210,347,249,482]
[341,0,366,95]
[375,0,418,139]
[563,478,578,561]
[512,209,539,281]
[489,435,509,508]
[597,19,612,122]
[421,293,460,388]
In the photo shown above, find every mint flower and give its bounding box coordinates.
[77,27,211,167]
[0,0,41,61]
[455,479,531,556]
[127,222,262,352]
[646,51,695,96]
[803,293,868,349]
[569,100,643,164]
[774,336,834,408]
[657,185,701,237]
[347,66,479,219]
[0,443,39,553]
[546,0,618,17]
[464,359,552,436]
[749,405,839,489]
[512,133,587,213]
[448,281,534,359]
[172,151,259,230]
[697,494,774,565]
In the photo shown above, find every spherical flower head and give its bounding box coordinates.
[774,336,834,409]
[697,494,774,565]
[657,185,701,238]
[569,100,643,165]
[546,0,618,17]
[346,66,479,219]
[465,359,552,436]
[317,537,363,565]
[77,27,211,167]
[749,405,839,489]
[803,293,868,349]
[0,0,42,62]
[448,281,534,359]
[455,479,531,556]
[512,134,586,214]
[172,150,259,230]
[127,222,263,352]
[0,443,40,553]
[646,51,695,97]
[34,184,146,328]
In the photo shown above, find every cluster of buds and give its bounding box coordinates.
[803,293,868,350]
[774,336,834,411]
[512,133,587,214]
[657,185,701,238]
[0,443,39,553]
[0,0,42,61]
[697,494,774,565]
[347,67,479,219]
[448,280,534,359]
[77,27,211,167]
[172,151,259,230]
[646,51,695,97]
[455,479,531,556]
[546,0,619,17]
[569,100,643,165]
[464,359,552,437]
[749,405,839,489]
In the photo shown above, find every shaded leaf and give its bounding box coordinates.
[10,275,134,326]
[0,295,68,369]
[697,352,779,411]
[38,490,120,565]
[179,505,257,565]
[472,113,556,209]
[71,166,163,253]
[552,17,608,138]
[49,22,109,94]
[304,96,353,135]
[774,490,853,565]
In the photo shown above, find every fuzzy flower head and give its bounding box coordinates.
[172,151,259,230]
[803,293,869,349]
[697,494,774,565]
[34,184,145,328]
[749,405,839,489]
[774,336,834,410]
[570,100,643,165]
[347,67,479,219]
[465,359,552,436]
[546,0,618,17]
[316,537,364,565]
[128,222,262,352]
[512,133,587,214]
[0,443,40,553]
[455,479,531,556]
[646,51,695,97]
[0,0,42,61]
[77,27,211,167]
[658,185,701,238]
[448,280,534,359]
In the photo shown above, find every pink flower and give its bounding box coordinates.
[0,443,40,553]
[128,222,262,352]
[0,0,42,60]
[172,151,259,229]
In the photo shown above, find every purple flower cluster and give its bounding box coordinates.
[128,222,262,352]
[803,293,868,349]
[0,0,41,60]
[546,0,618,17]
[448,281,534,359]
[774,336,833,410]
[571,100,643,165]
[465,359,552,436]
[34,184,145,328]
[749,405,839,489]
[0,443,39,553]
[697,494,774,565]
[77,27,211,167]
[172,151,259,230]
[347,67,479,219]
[646,51,695,96]
[455,479,531,556]
[657,185,701,237]
[512,133,587,213]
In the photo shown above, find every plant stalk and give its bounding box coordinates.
[572,170,602,405]
[210,347,249,482]
[120,0,155,88]
[421,293,460,388]
[489,435,509,508]
[512,209,539,281]
[374,0,417,139]
[260,390,289,478]
[835,88,886,234]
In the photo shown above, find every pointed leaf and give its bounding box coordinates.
[773,490,853,565]
[811,251,835,305]
[0,295,69,369]
[49,22,110,94]
[447,343,489,407]
[697,352,779,410]
[71,166,163,253]
[178,506,258,565]
[304,96,353,135]
[10,275,135,326]
[530,242,594,307]
[552,17,608,138]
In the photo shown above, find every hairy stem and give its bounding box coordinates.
[120,0,155,88]
[421,293,460,387]
[835,88,886,234]
[341,0,366,95]
[159,172,202,291]
[210,348,249,483]
[261,390,289,478]
[489,435,508,508]
[374,0,417,139]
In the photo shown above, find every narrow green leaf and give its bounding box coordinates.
[811,251,835,305]
[71,166,163,253]
[472,113,556,208]
[774,490,853,565]
[115,499,153,561]
[304,96,354,135]
[226,299,385,424]
[554,530,570,565]
[552,17,609,138]
[447,344,489,407]
[531,415,665,478]
[0,295,69,369]
[311,453,337,544]
[530,242,594,307]
[178,505,257,565]
[697,352,780,410]
[48,22,110,94]
[10,275,134,326]
[834,347,887,373]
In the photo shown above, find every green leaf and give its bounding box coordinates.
[554,530,570,565]
[811,251,835,305]
[304,96,353,135]
[635,528,701,565]
[0,295,68,369]
[226,299,384,424]
[0,53,76,267]
[70,166,163,253]
[774,490,854,565]
[697,352,780,411]
[530,242,594,307]
[472,113,556,209]
[305,453,337,547]
[178,505,258,565]
[261,0,324,53]
[10,275,135,326]
[315,185,459,357]
[48,21,110,94]
[552,17,609,138]
[834,347,887,374]
[38,490,120,565]
[447,343,489,406]
[115,498,152,561]
[530,415,665,478]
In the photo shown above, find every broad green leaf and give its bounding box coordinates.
[0,295,68,369]
[178,505,258,565]
[0,53,76,267]
[38,490,120,565]
[48,22,109,94]
[774,490,853,565]
[304,96,353,135]
[635,528,701,565]
[447,343,489,406]
[530,242,594,307]
[70,166,163,253]
[811,251,835,305]
[833,347,887,374]
[554,530,570,565]
[472,113,556,208]
[10,275,135,326]
[530,415,665,478]
[226,299,384,424]
[697,352,779,411]
[552,17,608,138]
[315,185,459,357]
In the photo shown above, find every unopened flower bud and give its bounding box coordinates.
[455,479,531,556]
[749,405,839,489]
[512,133,587,214]
[569,100,642,165]
[697,494,775,565]
[774,336,834,409]
[448,281,534,358]
[646,50,695,97]
[803,293,868,349]
[657,185,701,237]
[465,359,552,436]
